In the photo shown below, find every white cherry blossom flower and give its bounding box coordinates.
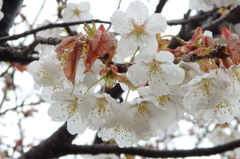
[79,93,119,130]
[98,124,139,148]
[213,96,240,124]
[47,89,87,135]
[27,54,64,88]
[110,0,167,58]
[63,2,93,31]
[127,51,185,96]
[118,98,173,141]
[138,86,184,121]
[179,70,227,113]
[207,127,229,145]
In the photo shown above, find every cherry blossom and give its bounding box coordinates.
[62,2,93,30]
[179,70,226,112]
[47,89,88,135]
[110,0,167,58]
[127,51,185,96]
[79,93,120,130]
[27,54,64,88]
[118,98,175,142]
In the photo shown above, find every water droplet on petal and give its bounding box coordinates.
[126,140,133,147]
[187,103,192,108]
[98,132,102,137]
[127,70,132,76]
[54,117,62,122]
[143,42,148,47]
[70,120,75,125]
[171,130,175,134]
[134,1,138,5]
[163,89,168,95]
[95,113,100,119]
[172,70,178,75]
[103,136,109,141]
[132,80,138,85]
[191,96,195,101]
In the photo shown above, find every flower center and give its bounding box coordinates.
[73,8,81,16]
[128,18,146,38]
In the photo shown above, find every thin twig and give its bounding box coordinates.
[31,0,47,26]
[0,19,112,42]
[117,0,122,10]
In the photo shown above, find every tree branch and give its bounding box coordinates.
[18,122,77,159]
[155,0,168,13]
[0,0,24,46]
[35,139,240,158]
[0,19,111,43]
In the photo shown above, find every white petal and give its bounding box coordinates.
[110,10,133,34]
[79,12,93,21]
[160,63,185,85]
[67,112,87,135]
[127,63,148,85]
[117,36,138,58]
[78,1,91,12]
[47,102,69,122]
[154,51,174,63]
[145,14,167,33]
[139,34,158,54]
[125,1,149,25]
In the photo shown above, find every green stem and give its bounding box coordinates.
[84,76,106,95]
[129,47,140,63]
[124,88,131,101]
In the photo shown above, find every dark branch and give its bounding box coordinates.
[0,0,24,46]
[155,0,168,13]
[0,19,112,43]
[30,138,240,158]
[167,9,217,26]
[18,122,77,159]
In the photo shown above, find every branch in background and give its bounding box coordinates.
[18,122,77,159]
[21,138,240,158]
[0,19,112,43]
[0,0,24,46]
[169,6,240,49]
[0,36,62,63]
[167,8,217,25]
[154,0,168,13]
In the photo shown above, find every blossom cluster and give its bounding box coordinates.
[28,0,240,147]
